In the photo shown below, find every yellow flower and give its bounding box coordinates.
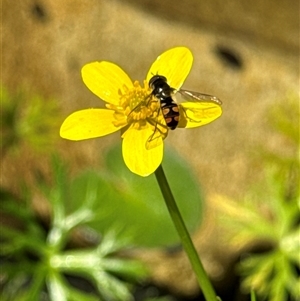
[60,47,222,176]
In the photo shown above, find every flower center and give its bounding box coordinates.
[117,80,162,129]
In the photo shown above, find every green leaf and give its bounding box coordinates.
[91,270,133,301]
[66,286,101,301]
[70,143,203,247]
[101,258,148,281]
[47,271,69,301]
[250,290,256,301]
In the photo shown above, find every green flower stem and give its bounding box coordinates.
[155,165,218,301]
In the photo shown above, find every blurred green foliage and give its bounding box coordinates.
[0,156,148,301]
[237,167,299,301]
[215,94,299,301]
[69,144,203,247]
[251,290,257,301]
[1,87,61,155]
[0,148,203,300]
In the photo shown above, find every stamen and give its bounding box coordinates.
[117,80,160,129]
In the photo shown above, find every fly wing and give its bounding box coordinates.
[176,89,222,105]
[175,89,222,129]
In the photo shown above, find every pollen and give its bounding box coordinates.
[116,80,160,129]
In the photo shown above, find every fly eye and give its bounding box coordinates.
[149,75,168,89]
[159,75,167,82]
[149,76,157,89]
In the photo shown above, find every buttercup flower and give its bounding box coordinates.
[60,47,222,176]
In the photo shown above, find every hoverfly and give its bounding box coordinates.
[145,74,222,149]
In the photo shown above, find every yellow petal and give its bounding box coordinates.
[146,47,193,90]
[122,126,163,176]
[178,102,222,128]
[81,62,133,105]
[60,109,125,140]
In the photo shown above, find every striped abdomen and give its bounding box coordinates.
[160,98,179,130]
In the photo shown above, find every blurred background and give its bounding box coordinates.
[1,0,299,300]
